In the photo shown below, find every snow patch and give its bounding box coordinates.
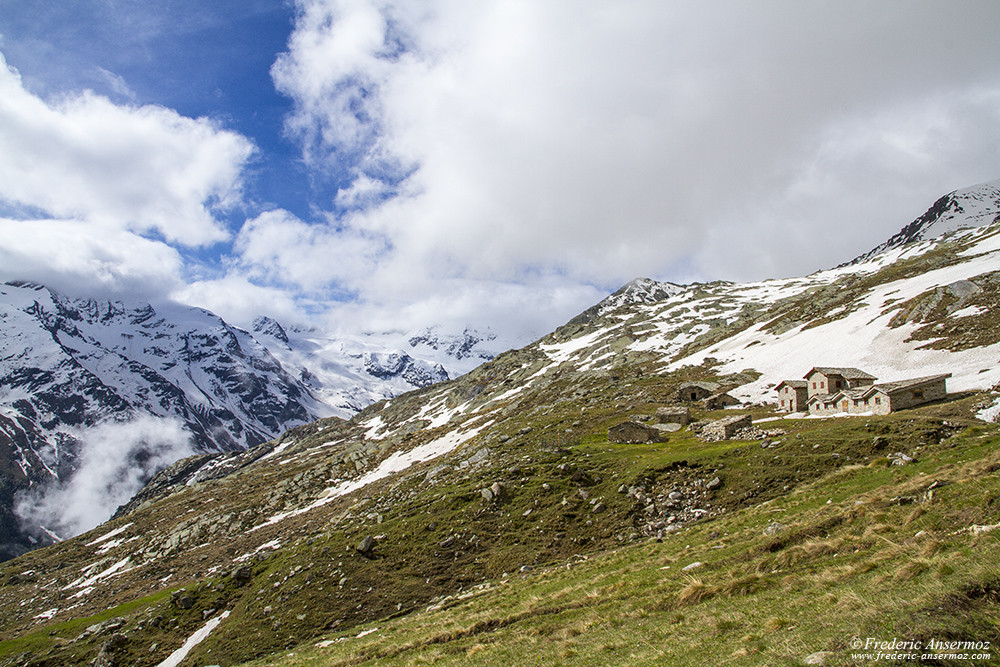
[155,610,231,667]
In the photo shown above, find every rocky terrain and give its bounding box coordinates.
[0,179,998,665]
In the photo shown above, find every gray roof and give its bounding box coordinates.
[806,367,877,380]
[869,374,951,395]
[775,380,808,389]
[678,381,720,391]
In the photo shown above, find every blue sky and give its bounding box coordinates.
[1,1,999,344]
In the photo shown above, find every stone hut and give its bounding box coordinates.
[677,381,719,402]
[608,421,665,444]
[655,406,691,426]
[704,392,740,410]
[700,414,752,440]
[775,380,808,412]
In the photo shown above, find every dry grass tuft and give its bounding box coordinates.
[677,578,718,606]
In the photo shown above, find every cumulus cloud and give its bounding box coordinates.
[0,52,254,246]
[14,416,196,540]
[234,208,389,292]
[0,217,186,298]
[271,0,1000,306]
[173,273,307,329]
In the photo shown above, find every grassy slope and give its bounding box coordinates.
[234,398,1000,667]
[0,368,997,666]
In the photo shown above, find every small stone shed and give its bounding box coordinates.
[655,406,691,426]
[677,381,719,402]
[704,392,740,410]
[609,421,666,444]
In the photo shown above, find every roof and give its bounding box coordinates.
[806,393,839,404]
[805,367,877,380]
[775,380,808,389]
[867,373,952,395]
[678,381,720,391]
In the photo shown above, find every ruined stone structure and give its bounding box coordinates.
[655,406,691,426]
[700,414,752,440]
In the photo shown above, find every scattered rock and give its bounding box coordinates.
[592,502,607,514]
[173,594,194,610]
[439,535,456,549]
[356,536,376,556]
[481,487,495,502]
[705,477,721,490]
[889,452,917,466]
[763,521,786,536]
[681,561,704,572]
[803,651,834,665]
[231,566,252,583]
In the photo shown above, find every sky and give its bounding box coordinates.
[1,0,999,345]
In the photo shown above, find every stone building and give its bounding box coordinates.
[655,406,691,426]
[704,391,740,410]
[776,367,951,415]
[677,381,719,402]
[775,380,808,412]
[608,421,665,444]
[807,374,951,416]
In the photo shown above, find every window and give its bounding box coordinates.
[913,390,924,399]
[836,380,842,388]
[874,397,881,405]
[812,382,817,389]
[820,381,825,388]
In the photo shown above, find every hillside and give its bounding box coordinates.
[0,180,998,666]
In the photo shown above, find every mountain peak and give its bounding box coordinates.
[851,178,1000,264]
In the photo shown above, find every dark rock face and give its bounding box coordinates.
[363,352,449,387]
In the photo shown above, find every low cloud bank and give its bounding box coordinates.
[15,416,196,541]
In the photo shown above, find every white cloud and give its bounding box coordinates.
[273,0,1000,307]
[0,217,185,298]
[0,52,254,246]
[173,273,306,329]
[14,416,196,539]
[234,208,388,291]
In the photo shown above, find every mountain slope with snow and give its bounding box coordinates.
[0,285,326,557]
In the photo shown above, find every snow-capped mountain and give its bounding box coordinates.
[250,320,501,417]
[0,284,328,558]
[849,179,1000,263]
[0,286,502,558]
